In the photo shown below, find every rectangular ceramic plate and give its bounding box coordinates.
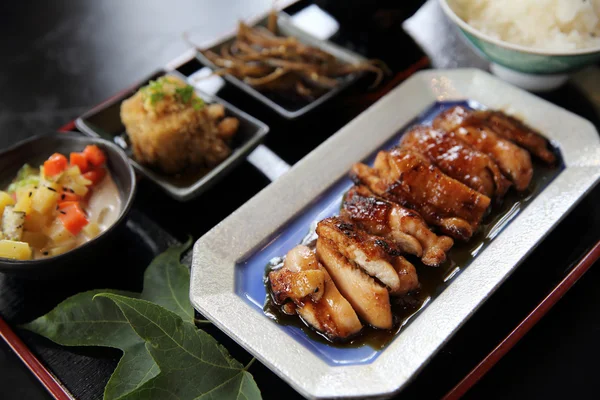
[75,70,269,201]
[195,12,366,119]
[190,69,600,399]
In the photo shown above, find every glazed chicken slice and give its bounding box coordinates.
[400,126,511,199]
[316,237,392,329]
[269,245,362,339]
[341,185,454,266]
[351,149,491,241]
[472,109,556,164]
[433,106,533,191]
[316,217,419,295]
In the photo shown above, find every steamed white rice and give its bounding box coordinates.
[451,0,600,50]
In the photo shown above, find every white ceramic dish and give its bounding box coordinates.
[75,70,269,201]
[190,69,600,399]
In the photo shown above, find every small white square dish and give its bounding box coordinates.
[76,70,269,201]
[190,69,600,399]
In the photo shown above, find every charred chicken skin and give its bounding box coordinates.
[316,217,419,295]
[433,106,533,191]
[269,245,362,339]
[352,149,491,241]
[471,109,556,164]
[400,126,511,199]
[341,185,453,266]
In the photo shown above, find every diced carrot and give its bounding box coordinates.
[44,153,68,177]
[83,145,106,167]
[57,201,79,210]
[59,191,81,202]
[58,203,88,235]
[70,152,89,173]
[83,168,106,186]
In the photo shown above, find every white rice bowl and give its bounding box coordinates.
[450,0,600,50]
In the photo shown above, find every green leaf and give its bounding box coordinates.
[22,241,196,400]
[22,290,159,400]
[141,239,193,323]
[97,294,261,400]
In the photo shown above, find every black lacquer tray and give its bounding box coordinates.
[1,1,599,399]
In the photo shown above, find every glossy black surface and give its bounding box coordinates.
[0,0,599,399]
[0,133,136,277]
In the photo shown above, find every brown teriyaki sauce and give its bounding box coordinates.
[263,160,561,350]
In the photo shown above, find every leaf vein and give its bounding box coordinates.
[118,300,238,371]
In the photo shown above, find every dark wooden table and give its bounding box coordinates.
[1,1,599,399]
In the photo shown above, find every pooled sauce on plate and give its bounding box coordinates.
[264,160,560,349]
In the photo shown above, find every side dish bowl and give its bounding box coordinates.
[195,12,368,119]
[76,70,269,201]
[440,0,600,91]
[0,133,136,277]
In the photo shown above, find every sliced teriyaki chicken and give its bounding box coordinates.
[433,106,533,191]
[269,245,362,339]
[316,217,419,295]
[316,237,393,329]
[351,149,491,241]
[341,185,454,266]
[400,126,511,199]
[471,109,556,164]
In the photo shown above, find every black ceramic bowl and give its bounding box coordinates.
[0,133,136,277]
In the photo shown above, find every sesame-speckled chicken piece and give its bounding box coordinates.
[472,109,556,164]
[433,106,533,191]
[351,148,491,241]
[400,126,511,199]
[341,185,453,266]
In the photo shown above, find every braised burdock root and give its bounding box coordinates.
[189,11,388,101]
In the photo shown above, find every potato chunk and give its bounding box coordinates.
[0,240,32,260]
[32,184,61,214]
[0,191,15,216]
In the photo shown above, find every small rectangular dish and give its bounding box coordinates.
[190,69,600,399]
[195,12,367,119]
[76,70,269,201]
